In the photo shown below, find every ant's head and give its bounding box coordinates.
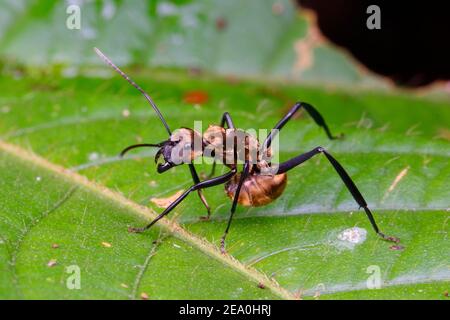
[94,49,204,174]
[154,128,203,173]
[121,128,203,174]
[153,140,179,173]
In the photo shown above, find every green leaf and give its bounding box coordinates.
[0,72,449,299]
[0,142,283,299]
[0,0,384,87]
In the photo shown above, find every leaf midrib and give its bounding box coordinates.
[0,140,295,300]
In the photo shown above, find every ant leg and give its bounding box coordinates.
[220,161,250,253]
[277,147,399,243]
[208,112,235,178]
[221,112,236,128]
[119,144,211,216]
[189,164,212,220]
[129,168,237,233]
[264,101,342,149]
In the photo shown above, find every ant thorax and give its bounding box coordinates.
[168,126,273,172]
[202,125,272,170]
[168,128,204,164]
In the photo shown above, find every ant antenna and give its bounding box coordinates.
[94,47,172,135]
[120,143,165,157]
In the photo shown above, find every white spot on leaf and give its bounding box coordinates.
[122,109,131,117]
[333,227,367,250]
[88,152,99,161]
[338,227,367,243]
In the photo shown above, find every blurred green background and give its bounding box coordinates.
[0,0,389,86]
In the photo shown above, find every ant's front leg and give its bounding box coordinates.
[129,168,237,233]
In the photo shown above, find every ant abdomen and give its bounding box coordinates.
[225,173,287,207]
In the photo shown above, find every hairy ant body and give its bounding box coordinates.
[95,48,399,252]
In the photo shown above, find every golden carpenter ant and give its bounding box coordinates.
[95,48,399,253]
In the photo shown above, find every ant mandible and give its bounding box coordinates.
[95,48,399,253]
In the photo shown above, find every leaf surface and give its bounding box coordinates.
[0,73,448,299]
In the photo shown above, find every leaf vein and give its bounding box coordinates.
[0,140,295,300]
[9,185,78,298]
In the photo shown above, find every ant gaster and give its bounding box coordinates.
[95,48,399,253]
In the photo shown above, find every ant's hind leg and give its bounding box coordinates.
[263,102,343,149]
[277,147,400,243]
[129,168,237,233]
[220,162,250,254]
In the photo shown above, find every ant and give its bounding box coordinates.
[95,48,399,253]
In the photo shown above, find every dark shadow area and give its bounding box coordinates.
[298,0,450,87]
